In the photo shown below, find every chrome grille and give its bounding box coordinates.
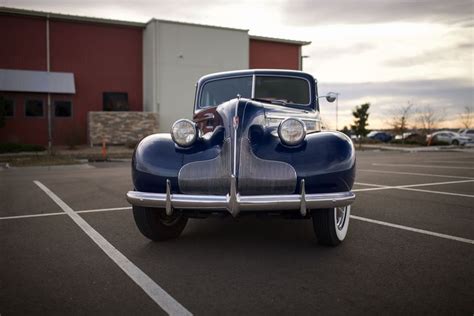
[178,139,231,194]
[237,138,296,195]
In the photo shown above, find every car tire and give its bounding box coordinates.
[312,206,350,246]
[452,140,459,146]
[133,206,188,241]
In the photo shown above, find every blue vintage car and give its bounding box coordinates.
[127,69,356,246]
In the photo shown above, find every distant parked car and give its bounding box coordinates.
[394,132,424,144]
[350,134,361,141]
[367,131,392,142]
[458,129,474,142]
[427,131,471,146]
[395,132,418,140]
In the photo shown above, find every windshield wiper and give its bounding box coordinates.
[252,98,288,105]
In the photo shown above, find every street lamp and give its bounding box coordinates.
[318,92,340,131]
[320,92,340,131]
[334,93,340,131]
[300,55,309,70]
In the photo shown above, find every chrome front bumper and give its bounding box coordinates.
[126,176,355,217]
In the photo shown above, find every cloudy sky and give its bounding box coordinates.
[3,0,472,129]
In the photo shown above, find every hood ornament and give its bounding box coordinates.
[233,116,239,128]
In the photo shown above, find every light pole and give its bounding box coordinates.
[300,55,309,70]
[335,93,340,131]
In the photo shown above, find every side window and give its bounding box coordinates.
[25,99,44,117]
[0,97,14,117]
[54,100,72,117]
[103,92,129,111]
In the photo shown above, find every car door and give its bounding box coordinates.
[437,133,449,142]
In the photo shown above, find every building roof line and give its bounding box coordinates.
[250,35,311,46]
[146,18,249,33]
[0,6,311,46]
[0,6,145,27]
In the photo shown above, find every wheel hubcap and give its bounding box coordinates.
[335,206,348,230]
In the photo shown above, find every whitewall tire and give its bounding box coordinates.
[312,205,351,246]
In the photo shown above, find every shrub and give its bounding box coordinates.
[65,127,82,149]
[0,143,46,154]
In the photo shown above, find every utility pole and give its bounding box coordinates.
[46,14,52,153]
[335,93,340,131]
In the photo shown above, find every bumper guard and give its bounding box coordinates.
[126,176,355,217]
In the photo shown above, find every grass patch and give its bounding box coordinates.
[0,155,79,167]
[0,143,46,154]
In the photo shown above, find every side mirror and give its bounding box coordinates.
[326,92,337,103]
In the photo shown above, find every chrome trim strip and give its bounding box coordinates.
[126,189,355,217]
[300,179,307,216]
[165,179,172,215]
[232,98,239,176]
[265,114,320,122]
[251,74,255,98]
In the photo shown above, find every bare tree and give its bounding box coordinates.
[459,106,473,129]
[416,105,445,134]
[389,101,414,143]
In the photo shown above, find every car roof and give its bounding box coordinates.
[196,69,317,85]
[433,130,454,134]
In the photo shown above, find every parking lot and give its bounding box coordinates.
[1,150,473,315]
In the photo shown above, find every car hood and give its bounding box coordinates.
[213,98,318,138]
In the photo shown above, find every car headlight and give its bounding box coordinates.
[278,118,306,146]
[171,119,198,147]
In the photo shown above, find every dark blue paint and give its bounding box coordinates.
[132,70,355,195]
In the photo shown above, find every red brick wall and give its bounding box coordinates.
[0,14,143,145]
[249,39,300,70]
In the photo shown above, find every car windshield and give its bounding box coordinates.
[254,76,310,105]
[199,76,252,108]
[199,75,310,108]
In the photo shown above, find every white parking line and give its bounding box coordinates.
[77,206,132,214]
[426,160,474,165]
[358,169,474,180]
[354,180,474,198]
[372,163,474,170]
[351,215,474,245]
[0,211,66,220]
[2,201,473,246]
[0,206,132,220]
[400,187,473,198]
[33,181,191,316]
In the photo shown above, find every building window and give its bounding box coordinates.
[54,100,72,117]
[103,92,129,111]
[25,99,44,117]
[0,97,14,117]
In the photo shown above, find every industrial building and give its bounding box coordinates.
[0,7,310,146]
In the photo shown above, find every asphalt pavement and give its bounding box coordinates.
[1,150,473,315]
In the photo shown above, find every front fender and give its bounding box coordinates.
[252,131,356,194]
[132,133,222,193]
